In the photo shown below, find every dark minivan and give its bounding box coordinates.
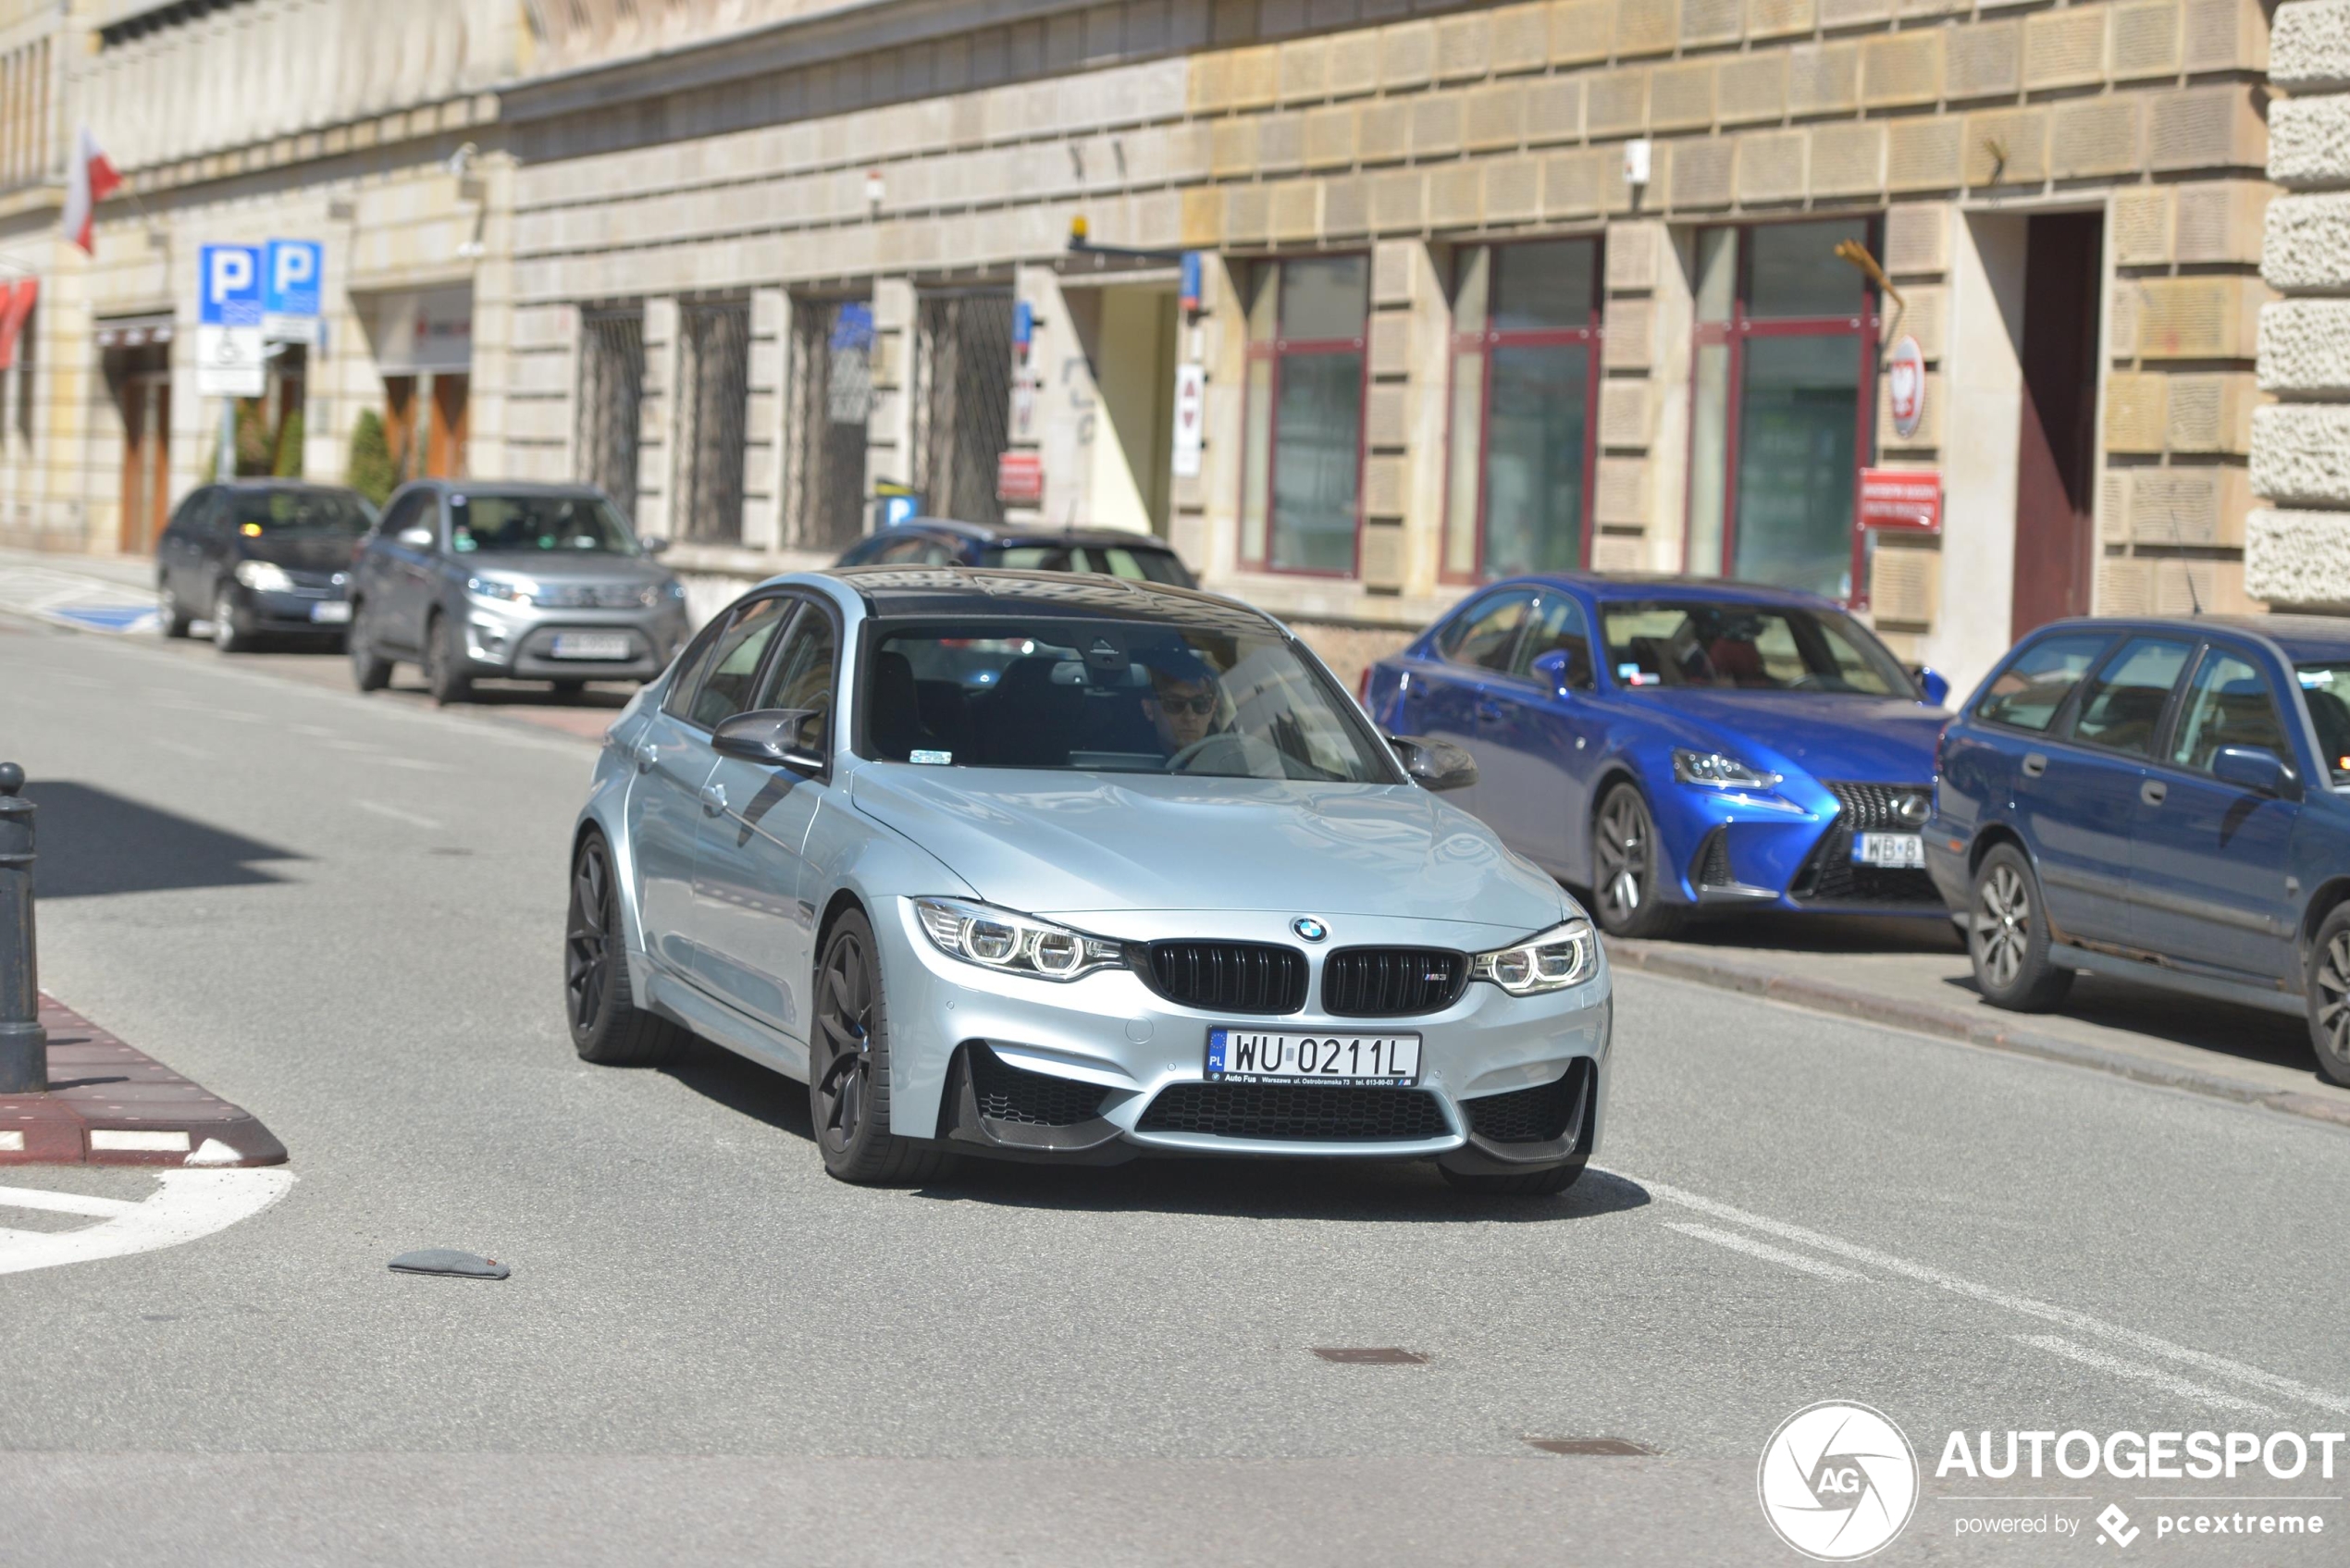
[834,517,1196,588]
[155,480,375,651]
[1927,615,2350,1084]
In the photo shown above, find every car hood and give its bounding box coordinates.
[457,552,674,586]
[849,764,1567,929]
[241,533,364,572]
[1626,690,1946,782]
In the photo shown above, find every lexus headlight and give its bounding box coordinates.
[467,574,534,606]
[913,897,1127,982]
[1471,919,1597,995]
[1672,748,1781,790]
[233,560,294,592]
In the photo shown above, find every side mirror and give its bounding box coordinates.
[1911,665,1951,707]
[712,708,826,777]
[1530,648,1582,699]
[1388,734,1478,793]
[640,536,671,556]
[2211,745,2296,798]
[396,525,436,549]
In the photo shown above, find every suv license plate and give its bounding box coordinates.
[550,633,631,661]
[1851,832,1924,869]
[1206,1029,1420,1086]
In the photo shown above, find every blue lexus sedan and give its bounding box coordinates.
[1926,614,2350,1086]
[1362,576,1951,939]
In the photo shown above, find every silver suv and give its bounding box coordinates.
[347,481,690,703]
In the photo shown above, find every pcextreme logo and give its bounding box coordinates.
[1759,1401,1922,1561]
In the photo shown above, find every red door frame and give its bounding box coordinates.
[1239,256,1369,579]
[1441,238,1606,586]
[1683,219,1882,609]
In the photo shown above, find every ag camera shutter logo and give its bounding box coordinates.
[1759,1401,1920,1561]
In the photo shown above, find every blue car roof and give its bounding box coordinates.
[2025,613,2350,664]
[1476,573,1847,611]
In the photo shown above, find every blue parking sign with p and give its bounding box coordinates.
[198,244,262,327]
[264,241,322,319]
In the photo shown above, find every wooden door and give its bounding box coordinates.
[428,371,469,477]
[2010,213,2104,636]
[117,370,171,554]
[383,375,418,482]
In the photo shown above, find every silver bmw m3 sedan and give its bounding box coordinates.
[566,567,1613,1193]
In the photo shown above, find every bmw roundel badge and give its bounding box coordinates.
[1292,917,1329,943]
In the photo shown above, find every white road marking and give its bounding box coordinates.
[1664,1220,1874,1283]
[1641,1178,2350,1415]
[379,757,454,772]
[0,1184,140,1218]
[324,738,381,753]
[355,798,442,830]
[0,1169,293,1277]
[2017,1334,2281,1417]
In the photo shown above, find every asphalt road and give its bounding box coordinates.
[4,614,2348,1567]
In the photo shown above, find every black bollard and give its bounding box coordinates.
[0,762,44,1093]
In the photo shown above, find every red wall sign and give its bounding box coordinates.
[1858,467,1941,534]
[996,451,1044,506]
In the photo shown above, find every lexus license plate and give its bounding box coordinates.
[550,632,631,661]
[1851,832,1924,870]
[1206,1029,1421,1086]
[309,600,352,624]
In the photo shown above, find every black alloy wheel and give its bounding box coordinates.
[158,582,192,638]
[1967,843,2073,1011]
[212,587,250,653]
[565,833,688,1066]
[809,909,946,1185]
[2306,903,2350,1087]
[1590,783,1678,940]
[348,600,393,691]
[424,611,472,705]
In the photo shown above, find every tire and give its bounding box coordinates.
[1441,1159,1588,1196]
[1589,783,1680,940]
[810,909,947,1186]
[347,601,393,692]
[1968,843,2074,1011]
[2304,904,2350,1087]
[157,582,192,638]
[565,832,691,1067]
[212,587,251,654]
[423,611,472,706]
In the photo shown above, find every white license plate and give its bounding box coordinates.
[1206,1029,1421,1086]
[550,633,631,661]
[1851,832,1924,869]
[309,600,352,624]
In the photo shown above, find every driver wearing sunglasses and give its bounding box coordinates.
[1144,650,1225,755]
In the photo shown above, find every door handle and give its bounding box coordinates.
[2022,752,2047,778]
[634,742,659,772]
[2141,779,2167,807]
[699,781,727,816]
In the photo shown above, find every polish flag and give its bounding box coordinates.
[62,127,121,254]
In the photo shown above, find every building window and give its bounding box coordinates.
[675,297,750,544]
[1239,255,1367,576]
[1443,240,1602,583]
[577,306,646,521]
[1685,218,1879,602]
[912,289,1015,528]
[785,297,875,551]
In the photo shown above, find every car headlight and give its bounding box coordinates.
[233,560,294,592]
[467,575,534,607]
[1471,919,1598,995]
[1672,748,1782,790]
[913,897,1127,982]
[662,580,687,601]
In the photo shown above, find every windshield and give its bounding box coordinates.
[2297,664,2350,785]
[986,543,1195,588]
[451,494,637,556]
[865,618,1398,783]
[1599,600,1911,696]
[231,489,372,535]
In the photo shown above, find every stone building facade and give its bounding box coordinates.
[0,0,2316,693]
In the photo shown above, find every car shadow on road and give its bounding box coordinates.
[26,781,303,898]
[1662,910,1961,954]
[1937,970,2320,1078]
[662,1038,1648,1221]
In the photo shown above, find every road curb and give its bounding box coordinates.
[0,995,288,1167]
[1608,941,2350,1132]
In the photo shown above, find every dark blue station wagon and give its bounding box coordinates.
[1926,615,2350,1085]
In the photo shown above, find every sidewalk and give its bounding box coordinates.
[0,545,159,633]
[1611,914,2350,1130]
[1,995,286,1167]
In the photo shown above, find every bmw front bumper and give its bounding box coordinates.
[870,900,1614,1171]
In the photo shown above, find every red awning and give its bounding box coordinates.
[0,278,39,370]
